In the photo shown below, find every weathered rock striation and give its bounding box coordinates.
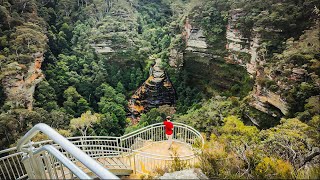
[88,0,138,60]
[225,8,261,75]
[128,58,176,117]
[225,8,289,117]
[178,15,249,95]
[2,52,45,110]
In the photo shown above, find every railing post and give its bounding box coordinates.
[22,154,35,179]
[184,127,187,143]
[23,141,46,179]
[117,137,122,155]
[80,137,84,151]
[133,153,136,174]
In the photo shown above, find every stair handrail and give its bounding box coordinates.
[17,123,119,179]
[23,145,91,179]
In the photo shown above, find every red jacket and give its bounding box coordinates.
[164,121,173,135]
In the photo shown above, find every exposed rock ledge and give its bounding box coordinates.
[128,58,176,119]
[185,20,207,50]
[158,168,208,179]
[250,85,289,117]
[2,52,45,110]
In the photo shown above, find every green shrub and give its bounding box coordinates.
[255,157,294,179]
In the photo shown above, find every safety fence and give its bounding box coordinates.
[0,122,204,179]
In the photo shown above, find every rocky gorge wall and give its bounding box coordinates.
[174,15,251,96]
[1,53,45,110]
[225,8,289,118]
[167,5,316,123]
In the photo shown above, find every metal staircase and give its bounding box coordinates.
[0,122,204,179]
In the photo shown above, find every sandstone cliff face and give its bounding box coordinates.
[2,53,45,110]
[88,0,139,59]
[179,15,249,95]
[185,18,208,51]
[184,18,208,53]
[225,8,263,75]
[166,9,289,117]
[169,48,183,67]
[225,8,289,117]
[249,67,290,117]
[128,58,176,117]
[169,17,210,68]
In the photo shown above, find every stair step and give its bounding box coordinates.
[108,169,133,176]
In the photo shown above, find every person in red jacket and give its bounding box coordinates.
[163,116,174,150]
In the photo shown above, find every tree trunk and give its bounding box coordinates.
[300,148,320,168]
[4,129,11,145]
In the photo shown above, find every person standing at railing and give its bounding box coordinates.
[163,116,174,150]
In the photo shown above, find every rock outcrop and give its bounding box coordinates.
[159,168,208,179]
[2,52,45,110]
[250,88,289,117]
[225,8,290,116]
[169,48,183,68]
[225,8,262,75]
[249,68,289,117]
[184,17,208,53]
[128,59,176,117]
[180,15,249,94]
[90,42,115,54]
[88,0,138,59]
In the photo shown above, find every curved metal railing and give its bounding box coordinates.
[0,122,203,179]
[121,122,204,149]
[17,123,119,179]
[22,145,91,179]
[120,122,204,173]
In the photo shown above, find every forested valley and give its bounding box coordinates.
[0,0,319,179]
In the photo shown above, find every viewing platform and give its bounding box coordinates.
[0,122,203,179]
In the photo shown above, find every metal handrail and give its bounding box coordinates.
[120,122,204,153]
[17,123,119,179]
[1,122,203,179]
[121,122,203,144]
[25,145,91,179]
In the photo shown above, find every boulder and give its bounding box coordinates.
[158,168,208,179]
